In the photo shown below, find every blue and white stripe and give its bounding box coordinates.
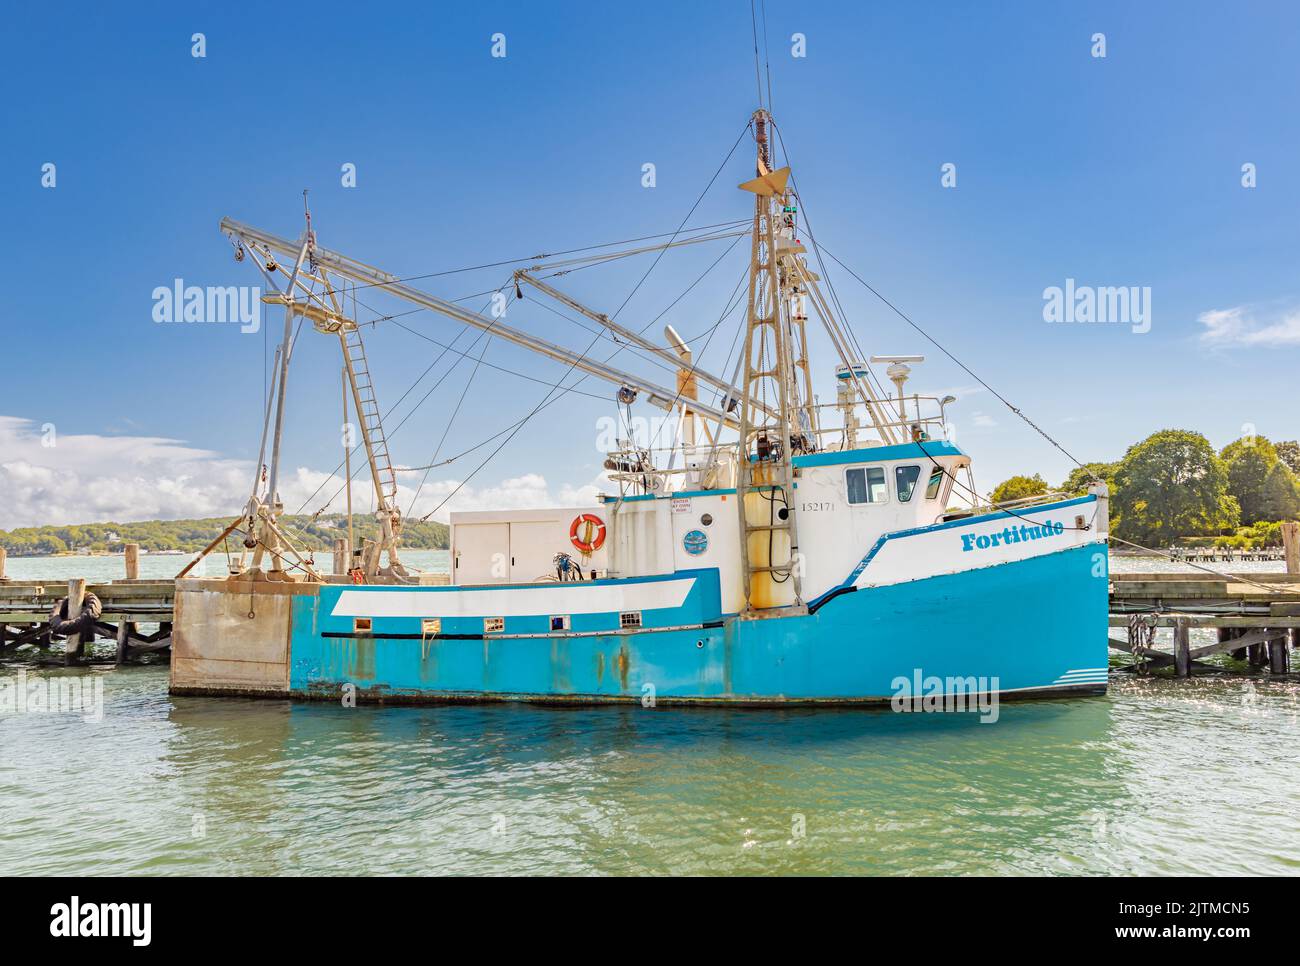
[1052,667,1109,686]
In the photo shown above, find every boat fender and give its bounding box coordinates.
[48,593,103,636]
[569,513,607,553]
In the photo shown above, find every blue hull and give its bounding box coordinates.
[286,543,1108,705]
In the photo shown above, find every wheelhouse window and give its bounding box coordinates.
[895,465,921,502]
[924,469,945,501]
[846,466,888,504]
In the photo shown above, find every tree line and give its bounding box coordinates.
[0,514,450,557]
[990,432,1300,548]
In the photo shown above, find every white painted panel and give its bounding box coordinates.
[453,522,509,584]
[608,500,674,578]
[332,576,697,618]
[510,520,565,582]
[669,494,745,614]
[853,501,1103,588]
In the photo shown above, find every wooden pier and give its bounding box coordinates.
[1110,522,1300,676]
[0,544,174,664]
[1165,546,1288,564]
[1109,572,1299,675]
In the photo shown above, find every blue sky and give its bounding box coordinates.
[2,0,1298,526]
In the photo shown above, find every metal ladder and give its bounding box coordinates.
[340,325,398,511]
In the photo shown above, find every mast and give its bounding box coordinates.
[734,110,806,615]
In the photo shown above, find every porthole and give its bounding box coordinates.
[700,513,713,527]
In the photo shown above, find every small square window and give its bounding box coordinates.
[925,469,944,500]
[846,466,887,504]
[550,615,570,632]
[353,617,372,634]
[619,611,642,629]
[484,616,505,634]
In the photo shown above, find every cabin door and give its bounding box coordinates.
[509,520,561,582]
[454,522,510,583]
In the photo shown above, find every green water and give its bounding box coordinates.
[2,668,1297,875]
[2,553,1298,875]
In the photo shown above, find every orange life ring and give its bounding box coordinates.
[569,513,606,553]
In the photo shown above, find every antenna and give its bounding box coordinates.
[870,355,926,420]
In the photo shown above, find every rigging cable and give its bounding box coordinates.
[310,219,751,297]
[405,324,494,517]
[418,123,753,520]
[768,119,1090,475]
[769,121,903,422]
[760,0,774,116]
[287,283,508,517]
[644,262,752,453]
[749,0,765,110]
[822,242,1091,473]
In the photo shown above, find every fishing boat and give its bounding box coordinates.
[170,110,1109,707]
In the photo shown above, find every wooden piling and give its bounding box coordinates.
[1174,618,1191,678]
[116,620,130,665]
[1268,631,1288,673]
[0,546,6,581]
[124,543,140,580]
[333,537,347,576]
[64,577,86,665]
[1283,522,1300,576]
[1219,627,1247,661]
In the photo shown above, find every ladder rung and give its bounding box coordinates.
[748,565,794,574]
[744,524,791,532]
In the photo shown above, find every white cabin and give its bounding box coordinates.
[600,440,967,612]
[446,440,967,614]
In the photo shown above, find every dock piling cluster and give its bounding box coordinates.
[0,544,175,665]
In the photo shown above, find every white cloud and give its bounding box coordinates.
[970,410,997,428]
[0,416,252,529]
[0,416,604,529]
[1197,304,1300,348]
[933,385,987,402]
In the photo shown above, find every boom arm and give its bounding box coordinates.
[221,218,744,427]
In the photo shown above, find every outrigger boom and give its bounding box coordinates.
[219,216,749,428]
